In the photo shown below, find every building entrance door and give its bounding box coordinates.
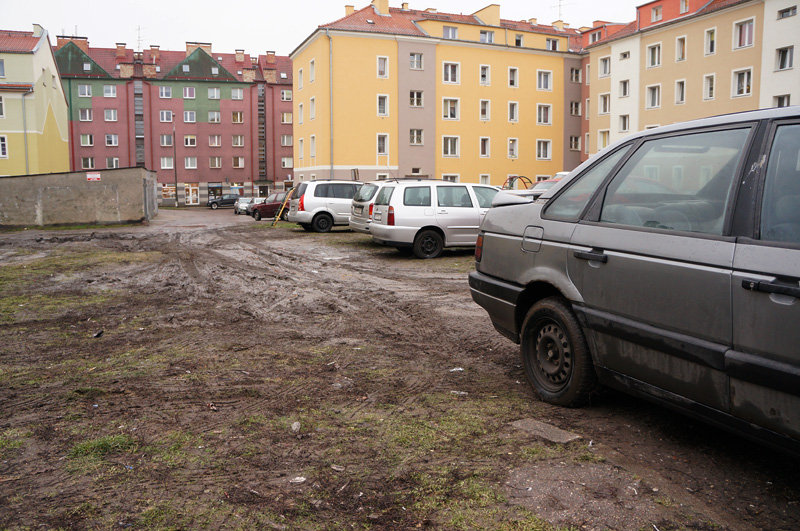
[185,183,200,205]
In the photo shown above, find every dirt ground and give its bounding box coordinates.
[1,209,799,530]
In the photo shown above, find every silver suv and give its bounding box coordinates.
[470,107,800,453]
[370,180,499,258]
[287,180,361,232]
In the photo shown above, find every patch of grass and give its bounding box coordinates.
[0,222,143,233]
[575,450,607,463]
[145,430,205,468]
[0,292,115,324]
[520,443,562,461]
[69,434,137,459]
[0,428,29,455]
[70,387,107,400]
[139,500,179,528]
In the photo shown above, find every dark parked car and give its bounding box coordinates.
[207,194,239,209]
[470,107,800,454]
[252,191,289,221]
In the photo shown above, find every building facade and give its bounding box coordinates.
[290,1,583,186]
[0,25,70,176]
[54,38,293,205]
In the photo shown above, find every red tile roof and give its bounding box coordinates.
[0,29,40,53]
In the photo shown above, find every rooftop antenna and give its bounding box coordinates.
[551,0,571,20]
[136,25,142,51]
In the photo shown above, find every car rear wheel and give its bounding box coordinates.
[312,213,333,233]
[413,230,443,259]
[253,211,261,221]
[211,203,219,210]
[520,297,596,407]
[300,223,313,232]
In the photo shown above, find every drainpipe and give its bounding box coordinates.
[172,122,179,207]
[22,89,33,174]
[326,29,334,179]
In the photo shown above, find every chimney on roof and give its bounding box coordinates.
[372,0,389,15]
[251,56,258,65]
[563,22,569,29]
[401,2,409,10]
[426,7,437,13]
[266,50,276,64]
[552,20,564,30]
[578,26,591,32]
[115,43,127,59]
[235,49,245,63]
[32,24,44,38]
[528,18,538,25]
[186,42,212,57]
[150,45,160,62]
[345,4,355,15]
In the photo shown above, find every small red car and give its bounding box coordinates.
[251,191,289,221]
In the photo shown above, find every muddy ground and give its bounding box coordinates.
[0,210,798,530]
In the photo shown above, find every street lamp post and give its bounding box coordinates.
[172,122,179,207]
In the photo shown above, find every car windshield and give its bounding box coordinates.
[375,186,395,206]
[353,184,380,202]
[265,193,277,202]
[532,181,557,192]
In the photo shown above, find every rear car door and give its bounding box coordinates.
[730,120,800,442]
[327,183,359,222]
[565,125,755,410]
[435,185,481,246]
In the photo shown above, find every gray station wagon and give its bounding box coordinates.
[469,107,800,454]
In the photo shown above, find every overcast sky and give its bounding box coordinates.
[6,0,641,56]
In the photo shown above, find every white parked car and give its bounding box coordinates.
[370,180,499,258]
[287,180,362,232]
[349,181,389,234]
[234,197,263,215]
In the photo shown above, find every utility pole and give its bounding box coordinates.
[172,122,179,207]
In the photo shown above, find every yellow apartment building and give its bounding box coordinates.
[0,25,69,176]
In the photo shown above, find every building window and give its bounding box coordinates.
[80,134,94,146]
[0,96,4,117]
[298,138,303,159]
[0,59,5,77]
[298,103,303,124]
[160,134,172,146]
[208,87,220,100]
[209,134,221,147]
[599,93,610,114]
[620,79,630,97]
[480,99,490,120]
[309,97,316,119]
[705,28,716,55]
[734,19,754,49]
[183,86,195,99]
[79,108,93,121]
[281,157,293,168]
[443,62,459,83]
[185,156,197,169]
[480,174,490,185]
[599,56,611,76]
[309,136,316,157]
[410,90,423,107]
[281,112,292,124]
[676,36,686,61]
[585,133,590,153]
[569,136,580,151]
[652,5,662,22]
[280,134,293,146]
[442,136,459,157]
[733,68,752,96]
[232,135,244,147]
[590,31,601,44]
[570,67,581,83]
[647,43,662,67]
[159,86,172,98]
[515,34,523,47]
[377,134,388,155]
[585,98,590,118]
[480,65,490,85]
[537,104,551,125]
[232,156,245,169]
[105,134,119,146]
[570,101,581,116]
[480,30,494,44]
[646,85,661,108]
[480,137,489,157]
[184,110,196,123]
[443,98,459,120]
[309,60,315,82]
[281,90,292,101]
[78,84,92,97]
[777,46,794,70]
[410,129,423,145]
[546,38,558,51]
[209,156,222,168]
[680,0,689,13]
[377,56,388,78]
[82,62,91,72]
[410,52,423,69]
[182,64,190,73]
[106,157,119,169]
[103,85,116,98]
[704,74,716,100]
[586,64,591,84]
[508,67,518,87]
[620,114,630,132]
[537,70,552,90]
[778,6,797,18]
[298,69,303,89]
[775,95,791,107]
[231,111,243,123]
[599,130,610,149]
[442,175,459,183]
[508,138,519,158]
[675,80,686,103]
[508,101,518,122]
[161,156,174,170]
[536,139,550,160]
[81,157,95,169]
[208,111,220,123]
[375,94,388,116]
[443,26,458,39]
[620,51,630,60]
[104,109,118,122]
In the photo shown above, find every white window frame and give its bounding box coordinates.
[480,64,491,85]
[599,56,611,77]
[298,103,303,124]
[309,59,315,83]
[309,97,316,120]
[208,87,220,100]
[183,110,196,123]
[410,90,423,107]
[480,99,490,121]
[106,157,119,169]
[105,134,119,147]
[160,156,173,170]
[676,36,687,62]
[160,134,173,147]
[569,135,581,151]
[537,103,552,125]
[104,109,118,122]
[646,84,662,109]
[732,67,753,97]
[377,133,389,156]
[585,133,590,154]
[0,95,4,118]
[776,46,794,71]
[310,135,316,157]
[479,136,490,157]
[410,128,424,145]
[599,93,610,115]
[79,108,93,122]
[620,79,630,97]
[442,135,459,157]
[78,84,92,98]
[232,135,244,147]
[680,0,689,13]
[183,135,197,147]
[159,86,172,99]
[282,157,293,168]
[546,38,559,51]
[298,68,303,89]
[537,70,552,91]
[570,101,581,116]
[209,134,222,147]
[443,26,458,39]
[281,112,292,124]
[209,156,222,169]
[103,85,116,98]
[208,111,221,123]
[231,88,244,100]
[675,79,686,104]
[81,157,95,169]
[651,5,662,22]
[508,101,518,123]
[480,30,494,44]
[705,27,717,56]
[480,174,490,185]
[703,73,716,100]
[231,111,243,124]
[508,66,519,87]
[183,86,195,99]
[410,52,423,70]
[298,138,304,159]
[535,139,551,160]
[377,56,389,78]
[508,138,519,159]
[377,94,389,116]
[281,89,292,101]
[443,61,460,84]
[647,42,662,68]
[570,67,581,83]
[733,17,755,50]
[80,134,94,146]
[619,114,630,133]
[184,156,197,169]
[280,134,293,147]
[232,156,245,169]
[598,130,610,149]
[442,97,460,120]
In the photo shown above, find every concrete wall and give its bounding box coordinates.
[0,167,158,226]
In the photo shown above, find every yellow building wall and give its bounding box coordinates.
[416,20,569,50]
[293,34,330,174]
[589,44,612,154]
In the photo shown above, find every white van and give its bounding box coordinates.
[287,180,362,232]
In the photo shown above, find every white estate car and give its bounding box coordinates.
[370,180,499,258]
[349,181,390,234]
[287,180,361,232]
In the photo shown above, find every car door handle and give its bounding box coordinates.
[438,209,448,214]
[741,278,800,298]
[574,249,608,263]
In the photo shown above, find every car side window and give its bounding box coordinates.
[437,185,473,208]
[599,128,750,235]
[473,186,499,208]
[404,186,431,207]
[761,124,800,244]
[375,186,394,205]
[331,183,358,199]
[545,147,630,221]
[314,184,330,197]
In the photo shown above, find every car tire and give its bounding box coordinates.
[234,209,239,215]
[300,223,313,232]
[412,230,443,259]
[253,211,261,221]
[211,203,219,210]
[280,209,288,221]
[312,213,333,233]
[520,297,596,407]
